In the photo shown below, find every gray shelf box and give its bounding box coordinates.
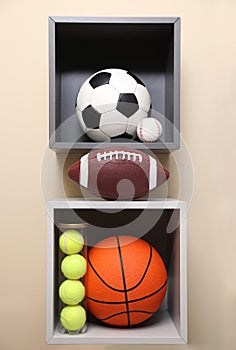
[46,199,187,344]
[49,17,180,151]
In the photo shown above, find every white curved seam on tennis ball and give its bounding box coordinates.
[71,231,84,245]
[70,257,85,268]
[78,233,84,246]
[62,290,80,303]
[61,284,85,303]
[76,307,84,314]
[60,315,72,330]
[61,288,76,303]
[61,307,86,330]
[76,307,86,319]
[149,156,157,190]
[63,234,67,252]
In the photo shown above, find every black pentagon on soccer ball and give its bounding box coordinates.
[148,103,152,118]
[89,72,111,89]
[117,93,139,117]
[111,132,134,140]
[127,71,145,86]
[82,105,101,129]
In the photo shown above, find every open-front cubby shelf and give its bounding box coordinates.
[49,17,180,151]
[46,199,187,344]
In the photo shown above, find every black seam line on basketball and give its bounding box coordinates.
[116,235,130,327]
[88,242,152,292]
[129,243,152,291]
[86,278,167,305]
[87,253,126,294]
[87,243,152,292]
[100,310,155,321]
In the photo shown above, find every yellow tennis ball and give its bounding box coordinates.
[60,305,86,331]
[61,254,87,279]
[59,280,85,305]
[59,230,84,255]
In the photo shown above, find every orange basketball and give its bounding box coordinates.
[84,235,167,327]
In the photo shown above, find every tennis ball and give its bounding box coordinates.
[59,280,85,305]
[59,230,84,255]
[60,305,86,331]
[61,254,87,279]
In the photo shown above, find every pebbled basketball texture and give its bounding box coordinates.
[67,147,169,200]
[84,235,167,327]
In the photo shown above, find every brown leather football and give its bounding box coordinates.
[68,147,169,200]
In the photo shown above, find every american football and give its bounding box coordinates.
[76,68,151,142]
[68,147,169,200]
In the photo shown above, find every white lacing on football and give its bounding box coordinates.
[96,151,143,162]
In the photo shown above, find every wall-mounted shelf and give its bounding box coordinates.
[49,17,180,151]
[46,199,187,344]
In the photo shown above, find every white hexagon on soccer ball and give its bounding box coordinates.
[76,108,87,132]
[100,110,128,137]
[86,128,110,142]
[109,70,137,93]
[76,80,94,111]
[126,109,148,136]
[91,85,120,114]
[135,84,151,112]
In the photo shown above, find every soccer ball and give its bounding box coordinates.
[76,68,151,142]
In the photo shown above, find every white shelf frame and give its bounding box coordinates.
[46,199,187,344]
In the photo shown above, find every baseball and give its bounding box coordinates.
[137,118,163,142]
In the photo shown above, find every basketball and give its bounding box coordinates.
[84,235,167,327]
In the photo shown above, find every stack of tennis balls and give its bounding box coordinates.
[59,229,87,332]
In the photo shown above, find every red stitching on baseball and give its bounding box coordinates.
[139,123,149,143]
[139,119,162,142]
[139,124,143,141]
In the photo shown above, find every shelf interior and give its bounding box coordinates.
[52,21,177,145]
[51,208,181,342]
[51,310,183,344]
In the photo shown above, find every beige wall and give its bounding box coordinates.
[1,1,236,349]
